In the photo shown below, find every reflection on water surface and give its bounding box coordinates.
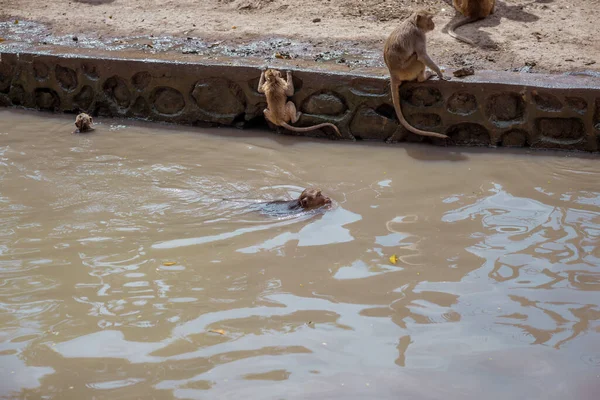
[0,110,599,399]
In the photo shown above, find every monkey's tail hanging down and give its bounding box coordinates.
[390,77,448,139]
[280,122,342,138]
[448,16,480,45]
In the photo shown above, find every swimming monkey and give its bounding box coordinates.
[73,113,94,133]
[223,188,333,217]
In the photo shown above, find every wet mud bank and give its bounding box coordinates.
[1,49,600,152]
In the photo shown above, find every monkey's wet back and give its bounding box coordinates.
[1,109,599,399]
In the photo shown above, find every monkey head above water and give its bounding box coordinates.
[225,187,333,218]
[74,113,94,133]
[295,188,332,209]
[262,188,332,216]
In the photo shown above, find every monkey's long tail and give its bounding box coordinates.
[390,77,448,139]
[448,16,480,45]
[280,122,342,138]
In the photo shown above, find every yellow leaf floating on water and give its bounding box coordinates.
[389,254,399,265]
[163,261,176,266]
[0,38,5,43]
[209,329,226,335]
[14,20,19,24]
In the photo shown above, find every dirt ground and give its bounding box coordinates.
[1,0,599,73]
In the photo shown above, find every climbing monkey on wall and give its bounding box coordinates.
[73,112,94,133]
[448,0,496,45]
[258,69,342,138]
[383,10,449,140]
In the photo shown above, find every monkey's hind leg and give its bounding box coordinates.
[286,101,301,124]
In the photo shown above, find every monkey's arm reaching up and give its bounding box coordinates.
[257,71,266,93]
[284,71,294,97]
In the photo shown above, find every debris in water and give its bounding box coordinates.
[163,261,176,266]
[209,329,226,335]
[389,254,399,265]
[313,18,322,23]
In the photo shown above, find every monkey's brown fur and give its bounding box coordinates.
[74,113,94,133]
[383,10,448,141]
[449,0,496,45]
[295,188,331,209]
[258,69,342,138]
[223,188,332,217]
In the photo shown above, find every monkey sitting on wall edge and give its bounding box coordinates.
[383,10,449,141]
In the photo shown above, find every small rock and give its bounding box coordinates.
[453,66,474,78]
[312,18,321,23]
[519,65,533,73]
[72,36,78,41]
[531,31,543,41]
[275,51,291,59]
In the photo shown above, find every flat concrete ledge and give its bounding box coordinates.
[1,49,600,152]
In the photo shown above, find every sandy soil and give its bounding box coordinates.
[1,0,599,73]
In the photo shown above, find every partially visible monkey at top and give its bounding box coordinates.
[73,112,94,133]
[258,69,342,138]
[383,10,449,140]
[448,0,496,45]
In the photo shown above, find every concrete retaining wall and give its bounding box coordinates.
[1,50,600,152]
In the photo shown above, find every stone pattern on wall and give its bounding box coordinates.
[1,51,599,152]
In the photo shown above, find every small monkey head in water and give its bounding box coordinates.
[413,10,435,32]
[299,188,332,209]
[74,113,93,133]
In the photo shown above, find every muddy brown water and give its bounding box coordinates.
[0,109,599,400]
